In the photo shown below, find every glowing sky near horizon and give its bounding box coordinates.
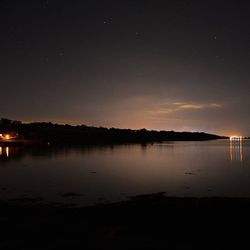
[1,1,250,136]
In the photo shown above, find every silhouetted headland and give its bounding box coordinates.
[0,118,227,145]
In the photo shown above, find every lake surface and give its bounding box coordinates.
[0,139,249,206]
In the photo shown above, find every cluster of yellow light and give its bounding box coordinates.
[230,135,243,141]
[0,134,10,140]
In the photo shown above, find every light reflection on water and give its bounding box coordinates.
[0,146,10,158]
[0,140,250,206]
[230,139,243,161]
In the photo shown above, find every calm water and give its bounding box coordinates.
[0,139,249,206]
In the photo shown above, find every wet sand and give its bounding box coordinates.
[1,193,249,249]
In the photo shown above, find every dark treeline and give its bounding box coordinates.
[0,118,227,144]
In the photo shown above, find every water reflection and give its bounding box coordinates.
[0,146,34,163]
[6,147,9,157]
[0,141,245,163]
[230,138,243,161]
[0,144,154,163]
[0,140,250,205]
[0,146,10,158]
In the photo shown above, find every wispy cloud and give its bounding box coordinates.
[177,103,222,110]
[149,101,222,115]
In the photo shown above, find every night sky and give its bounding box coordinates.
[1,0,250,135]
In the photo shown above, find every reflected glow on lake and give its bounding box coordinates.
[0,139,250,206]
[230,138,243,161]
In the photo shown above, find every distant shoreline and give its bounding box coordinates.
[0,118,228,145]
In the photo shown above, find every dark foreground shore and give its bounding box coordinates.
[1,193,250,249]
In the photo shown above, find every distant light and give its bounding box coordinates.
[230,135,242,141]
[5,134,10,140]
